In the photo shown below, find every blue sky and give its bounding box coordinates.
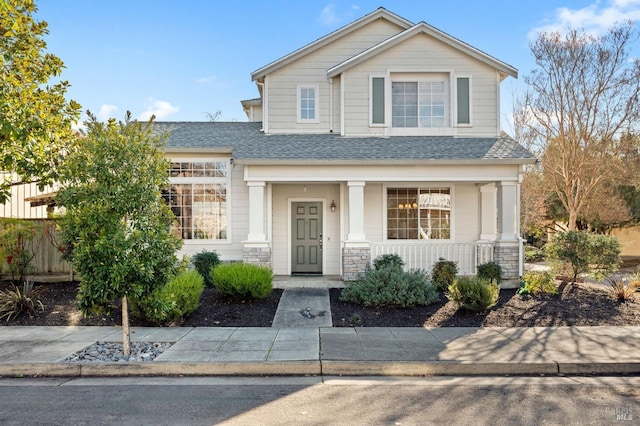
[36,0,640,133]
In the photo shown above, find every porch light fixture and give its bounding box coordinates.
[330,200,336,212]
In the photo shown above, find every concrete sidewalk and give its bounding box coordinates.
[1,325,639,377]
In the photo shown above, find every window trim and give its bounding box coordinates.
[296,84,320,124]
[382,183,455,242]
[455,75,473,127]
[167,157,232,244]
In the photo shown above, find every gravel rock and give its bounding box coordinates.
[64,341,172,363]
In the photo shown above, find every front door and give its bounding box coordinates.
[291,202,323,274]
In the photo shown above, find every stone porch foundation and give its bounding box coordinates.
[242,246,272,268]
[495,243,520,289]
[342,247,371,281]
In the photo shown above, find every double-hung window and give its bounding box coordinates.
[166,160,229,240]
[387,187,451,240]
[297,84,319,123]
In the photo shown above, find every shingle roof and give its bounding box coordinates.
[154,122,535,164]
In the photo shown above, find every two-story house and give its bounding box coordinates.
[157,7,535,285]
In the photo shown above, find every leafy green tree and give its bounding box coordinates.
[57,112,181,355]
[0,0,81,203]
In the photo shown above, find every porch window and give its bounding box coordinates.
[166,160,229,240]
[387,187,451,240]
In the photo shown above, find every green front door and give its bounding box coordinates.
[291,202,323,274]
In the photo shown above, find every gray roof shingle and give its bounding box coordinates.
[154,122,535,164]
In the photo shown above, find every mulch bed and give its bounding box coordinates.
[1,280,638,327]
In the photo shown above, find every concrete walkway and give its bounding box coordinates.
[1,325,639,377]
[271,288,332,328]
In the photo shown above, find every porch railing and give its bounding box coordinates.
[370,241,495,275]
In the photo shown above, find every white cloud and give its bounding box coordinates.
[318,3,360,26]
[529,0,640,38]
[97,104,119,121]
[138,98,179,121]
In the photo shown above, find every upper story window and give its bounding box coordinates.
[392,80,447,128]
[297,84,319,123]
[166,160,230,240]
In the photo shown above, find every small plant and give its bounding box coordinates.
[431,258,458,291]
[0,281,45,321]
[447,276,499,312]
[211,263,273,300]
[477,261,502,284]
[524,245,545,262]
[340,264,438,307]
[372,254,404,272]
[606,275,637,302]
[192,250,221,287]
[518,271,557,295]
[0,219,43,283]
[131,270,205,324]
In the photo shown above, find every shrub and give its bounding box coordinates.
[447,276,499,312]
[131,270,204,324]
[524,246,545,262]
[606,275,637,302]
[0,281,44,321]
[518,271,557,295]
[340,264,438,307]
[0,219,42,283]
[431,258,458,291]
[211,263,273,300]
[192,250,221,287]
[477,261,502,284]
[545,231,621,282]
[372,254,405,272]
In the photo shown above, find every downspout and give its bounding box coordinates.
[340,72,346,136]
[257,80,267,133]
[329,78,334,133]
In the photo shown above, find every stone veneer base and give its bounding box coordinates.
[342,247,371,281]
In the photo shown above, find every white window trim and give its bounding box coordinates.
[369,74,387,127]
[296,84,320,124]
[382,183,455,242]
[168,157,232,245]
[455,75,473,127]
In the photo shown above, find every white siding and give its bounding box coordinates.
[266,19,405,133]
[0,176,55,219]
[271,183,341,275]
[343,33,500,136]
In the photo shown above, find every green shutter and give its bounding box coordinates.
[372,77,385,124]
[457,77,470,125]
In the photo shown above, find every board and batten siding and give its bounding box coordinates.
[0,176,55,219]
[342,32,501,136]
[266,19,405,134]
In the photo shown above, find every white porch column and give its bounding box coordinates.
[497,181,518,241]
[347,181,366,241]
[479,183,497,240]
[247,181,266,242]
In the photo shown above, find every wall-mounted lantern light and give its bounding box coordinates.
[330,200,336,212]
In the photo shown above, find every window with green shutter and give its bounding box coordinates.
[456,77,470,125]
[371,77,385,124]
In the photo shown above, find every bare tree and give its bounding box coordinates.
[522,22,640,230]
[205,110,222,122]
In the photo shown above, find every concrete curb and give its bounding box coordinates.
[320,361,559,376]
[558,362,640,375]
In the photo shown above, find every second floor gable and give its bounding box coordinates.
[245,8,517,138]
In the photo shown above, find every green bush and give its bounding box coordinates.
[372,254,404,272]
[431,258,458,291]
[447,276,499,312]
[211,263,273,300]
[518,271,557,295]
[545,231,621,282]
[131,270,204,324]
[340,264,439,307]
[524,245,545,262]
[0,281,44,321]
[477,261,502,284]
[192,250,221,287]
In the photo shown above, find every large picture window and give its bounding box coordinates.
[392,81,446,128]
[166,160,229,240]
[387,187,451,240]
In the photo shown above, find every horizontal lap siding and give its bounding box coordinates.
[267,20,404,133]
[344,33,500,136]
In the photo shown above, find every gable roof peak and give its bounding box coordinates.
[251,8,413,81]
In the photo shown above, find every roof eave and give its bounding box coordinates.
[235,158,536,166]
[251,8,413,81]
[163,147,235,154]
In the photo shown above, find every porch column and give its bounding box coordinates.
[243,181,271,267]
[495,181,520,287]
[347,181,366,241]
[343,181,370,281]
[479,183,497,240]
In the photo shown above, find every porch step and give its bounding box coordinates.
[272,288,332,328]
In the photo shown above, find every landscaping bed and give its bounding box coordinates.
[1,279,639,327]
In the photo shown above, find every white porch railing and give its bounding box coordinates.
[370,241,495,275]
